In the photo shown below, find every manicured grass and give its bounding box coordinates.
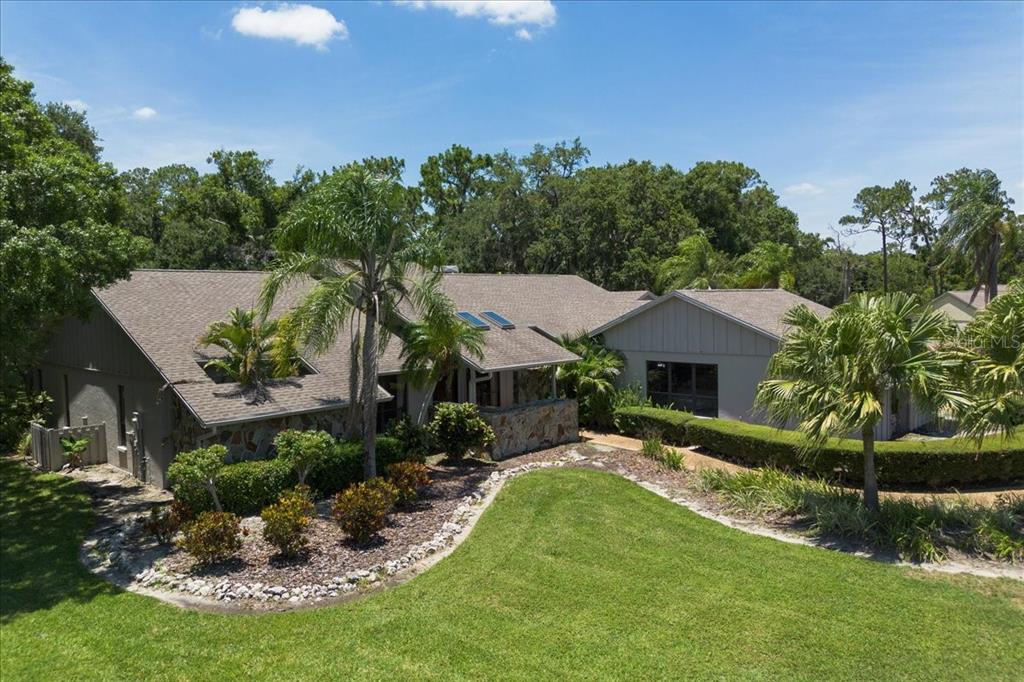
[2,458,1022,681]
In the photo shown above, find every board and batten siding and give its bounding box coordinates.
[39,302,175,486]
[600,296,778,423]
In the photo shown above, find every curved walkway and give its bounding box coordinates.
[581,430,1024,506]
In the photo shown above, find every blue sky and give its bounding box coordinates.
[2,1,1022,251]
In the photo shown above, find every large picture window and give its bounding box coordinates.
[646,361,718,417]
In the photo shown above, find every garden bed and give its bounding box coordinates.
[75,442,1023,613]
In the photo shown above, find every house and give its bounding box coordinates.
[33,270,647,487]
[928,285,1004,327]
[593,288,930,440]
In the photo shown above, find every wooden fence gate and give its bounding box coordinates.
[28,421,107,472]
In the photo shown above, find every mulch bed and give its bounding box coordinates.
[158,463,492,586]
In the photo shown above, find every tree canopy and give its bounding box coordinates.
[0,58,144,449]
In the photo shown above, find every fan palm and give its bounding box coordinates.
[557,334,624,426]
[947,279,1023,440]
[756,293,958,510]
[260,164,434,479]
[929,169,1014,304]
[197,307,298,401]
[401,289,486,425]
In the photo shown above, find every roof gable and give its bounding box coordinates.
[592,288,832,341]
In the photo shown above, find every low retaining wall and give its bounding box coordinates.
[482,399,579,460]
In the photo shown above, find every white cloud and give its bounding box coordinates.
[63,99,89,112]
[133,107,157,120]
[783,182,825,197]
[231,4,348,50]
[398,1,556,36]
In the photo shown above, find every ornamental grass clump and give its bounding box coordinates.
[178,511,243,564]
[386,461,431,506]
[639,435,684,471]
[261,488,315,558]
[332,478,399,545]
[695,467,1024,563]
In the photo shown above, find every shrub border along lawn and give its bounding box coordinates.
[172,436,411,516]
[613,406,1024,487]
[4,458,1024,680]
[613,406,696,445]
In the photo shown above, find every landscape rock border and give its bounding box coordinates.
[76,446,1023,614]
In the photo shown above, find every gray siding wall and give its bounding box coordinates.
[601,296,778,423]
[602,296,891,439]
[39,305,176,487]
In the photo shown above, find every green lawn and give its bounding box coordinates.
[2,458,1022,681]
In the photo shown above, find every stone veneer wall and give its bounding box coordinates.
[481,399,579,460]
[172,400,350,462]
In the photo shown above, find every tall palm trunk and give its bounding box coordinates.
[985,237,1000,304]
[861,424,879,511]
[361,293,379,479]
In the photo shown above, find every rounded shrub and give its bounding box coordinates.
[428,402,495,460]
[386,461,431,506]
[260,488,315,558]
[331,478,399,545]
[178,511,243,564]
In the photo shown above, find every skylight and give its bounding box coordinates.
[456,311,490,329]
[481,311,515,329]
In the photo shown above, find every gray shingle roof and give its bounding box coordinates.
[677,289,832,339]
[93,270,392,428]
[432,274,649,339]
[946,286,1004,310]
[592,288,832,340]
[463,327,580,372]
[93,270,639,426]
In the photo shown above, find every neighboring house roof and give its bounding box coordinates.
[91,270,640,427]
[940,285,1004,311]
[92,270,394,429]
[608,290,658,302]
[591,288,832,341]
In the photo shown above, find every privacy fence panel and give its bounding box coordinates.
[28,422,107,471]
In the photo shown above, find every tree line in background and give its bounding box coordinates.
[1,58,1020,448]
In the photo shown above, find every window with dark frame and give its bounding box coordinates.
[117,385,127,446]
[645,361,719,417]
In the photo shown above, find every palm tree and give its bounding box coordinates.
[929,169,1014,304]
[738,241,796,290]
[400,289,486,425]
[756,294,956,510]
[557,334,624,427]
[260,164,432,479]
[655,233,732,292]
[197,307,298,402]
[947,279,1023,440]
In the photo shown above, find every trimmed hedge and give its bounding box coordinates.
[685,418,1024,488]
[613,407,697,445]
[175,436,408,515]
